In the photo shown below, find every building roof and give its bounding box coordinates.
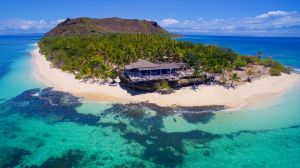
[125,60,159,69]
[159,63,178,69]
[125,60,179,70]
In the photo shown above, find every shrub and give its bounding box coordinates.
[75,73,82,79]
[270,67,281,76]
[263,57,282,68]
[264,57,290,76]
[109,69,119,80]
[244,56,262,64]
[233,56,247,69]
[156,80,170,90]
[263,57,274,67]
[282,67,291,74]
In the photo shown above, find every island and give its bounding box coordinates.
[32,17,300,109]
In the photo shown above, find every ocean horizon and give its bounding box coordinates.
[1,35,300,167]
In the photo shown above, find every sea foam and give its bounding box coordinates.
[294,68,300,73]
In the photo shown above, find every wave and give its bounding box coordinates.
[294,68,300,73]
[28,43,37,46]
[222,103,249,112]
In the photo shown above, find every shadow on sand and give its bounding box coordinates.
[119,85,150,96]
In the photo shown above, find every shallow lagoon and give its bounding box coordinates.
[0,35,300,167]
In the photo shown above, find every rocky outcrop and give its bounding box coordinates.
[119,73,206,92]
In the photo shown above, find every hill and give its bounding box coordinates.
[44,17,175,37]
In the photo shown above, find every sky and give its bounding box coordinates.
[0,0,300,37]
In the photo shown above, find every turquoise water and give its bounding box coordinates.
[0,35,300,167]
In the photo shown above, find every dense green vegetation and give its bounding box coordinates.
[39,33,289,80]
[45,17,174,38]
[39,34,239,79]
[156,80,171,90]
[263,57,290,76]
[228,55,290,76]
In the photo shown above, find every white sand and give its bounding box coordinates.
[31,47,300,109]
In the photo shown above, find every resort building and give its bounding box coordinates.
[124,60,192,83]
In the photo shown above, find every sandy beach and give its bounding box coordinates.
[31,47,300,109]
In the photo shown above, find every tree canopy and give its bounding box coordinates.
[38,33,287,80]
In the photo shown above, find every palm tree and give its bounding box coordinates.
[258,51,263,59]
[246,69,255,82]
[193,65,204,88]
[230,73,240,87]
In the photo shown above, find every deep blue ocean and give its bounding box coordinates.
[0,35,300,167]
[178,35,300,70]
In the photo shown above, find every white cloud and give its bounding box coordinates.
[160,11,300,36]
[159,18,179,26]
[256,10,294,19]
[50,19,65,25]
[0,18,64,34]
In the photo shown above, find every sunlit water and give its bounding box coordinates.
[0,35,300,168]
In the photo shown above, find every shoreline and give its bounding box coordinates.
[31,47,300,109]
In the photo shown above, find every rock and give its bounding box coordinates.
[157,88,174,94]
[172,78,205,88]
[120,74,206,92]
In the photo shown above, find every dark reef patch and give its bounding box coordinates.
[1,88,281,168]
[284,124,300,129]
[202,150,211,157]
[0,147,32,168]
[100,122,128,132]
[101,103,164,131]
[0,88,224,129]
[123,128,220,168]
[0,88,101,126]
[0,121,22,137]
[100,103,224,131]
[224,129,270,139]
[114,119,300,167]
[181,112,216,124]
[102,104,147,119]
[113,161,147,168]
[126,102,225,115]
[29,149,85,168]
[96,103,224,167]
